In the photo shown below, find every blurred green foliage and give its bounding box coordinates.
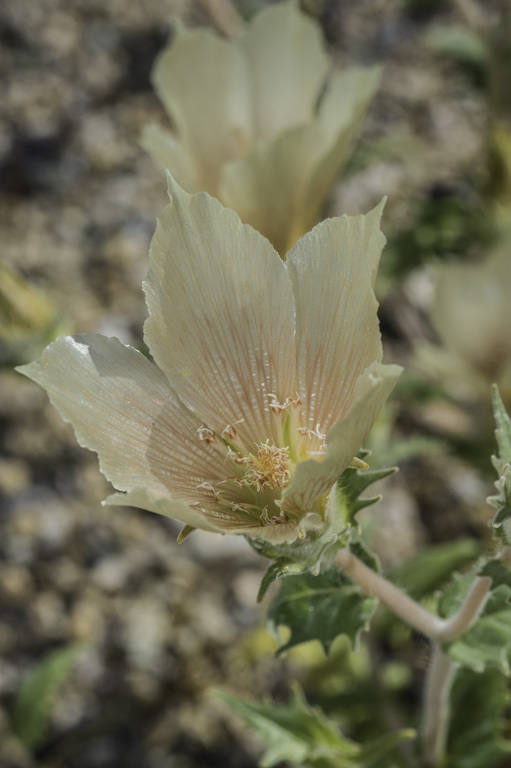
[11,645,84,751]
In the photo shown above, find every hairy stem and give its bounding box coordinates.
[335,547,494,767]
[421,645,456,767]
[335,549,446,639]
[438,576,492,642]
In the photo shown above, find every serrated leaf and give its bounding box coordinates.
[492,385,511,460]
[257,558,308,603]
[218,684,361,768]
[445,583,511,672]
[268,568,377,655]
[218,684,414,768]
[438,568,480,620]
[446,665,511,768]
[488,385,511,538]
[438,558,511,672]
[11,644,84,750]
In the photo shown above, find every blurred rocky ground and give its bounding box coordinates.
[0,0,498,766]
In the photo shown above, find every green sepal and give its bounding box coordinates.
[267,566,378,655]
[177,524,196,543]
[249,454,396,572]
[334,453,397,529]
[217,683,414,768]
[488,385,511,541]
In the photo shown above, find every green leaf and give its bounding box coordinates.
[390,539,480,600]
[268,568,377,655]
[438,568,480,621]
[426,26,489,67]
[446,665,511,768]
[218,684,360,768]
[445,580,511,672]
[446,583,511,671]
[218,684,415,768]
[488,385,511,539]
[11,644,84,750]
[359,729,416,768]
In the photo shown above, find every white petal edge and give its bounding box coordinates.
[286,201,386,433]
[104,487,219,532]
[143,173,297,451]
[16,334,230,516]
[281,361,402,517]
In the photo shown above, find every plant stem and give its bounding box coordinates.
[438,575,492,642]
[334,549,491,643]
[335,548,446,639]
[335,548,494,767]
[421,645,456,767]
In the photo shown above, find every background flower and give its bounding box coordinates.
[142,1,380,255]
[18,176,401,545]
[420,245,511,406]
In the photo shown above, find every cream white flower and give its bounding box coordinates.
[17,176,401,545]
[142,1,380,256]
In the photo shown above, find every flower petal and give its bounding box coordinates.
[303,66,381,221]
[150,26,251,194]
[141,123,198,192]
[200,508,299,544]
[104,487,218,531]
[16,334,229,516]
[220,123,321,255]
[287,201,386,433]
[219,67,380,256]
[240,0,328,141]
[143,174,297,451]
[280,361,402,517]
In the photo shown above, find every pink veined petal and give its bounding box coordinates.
[16,334,229,524]
[201,508,299,544]
[143,174,297,451]
[150,25,252,194]
[240,0,328,142]
[281,361,402,517]
[286,202,386,433]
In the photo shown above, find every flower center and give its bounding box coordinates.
[228,441,291,491]
[194,396,327,530]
